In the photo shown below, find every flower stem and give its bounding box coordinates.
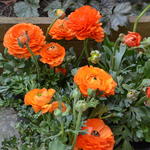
[75,39,89,67]
[133,4,150,32]
[25,43,40,83]
[45,17,59,40]
[60,120,64,138]
[73,98,77,125]
[75,46,85,67]
[100,114,114,119]
[72,111,82,149]
[84,39,89,63]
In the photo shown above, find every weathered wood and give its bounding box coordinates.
[0,16,150,51]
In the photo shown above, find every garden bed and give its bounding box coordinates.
[1,5,150,149]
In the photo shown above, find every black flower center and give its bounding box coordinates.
[91,130,100,137]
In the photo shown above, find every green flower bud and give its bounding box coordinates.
[55,9,66,19]
[75,100,88,112]
[71,88,81,99]
[62,104,70,116]
[127,90,139,101]
[119,33,125,41]
[54,109,62,117]
[88,50,101,64]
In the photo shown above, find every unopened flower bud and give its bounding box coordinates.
[54,109,62,117]
[119,33,124,41]
[75,100,88,112]
[127,90,139,101]
[88,50,101,64]
[55,9,66,19]
[71,88,81,99]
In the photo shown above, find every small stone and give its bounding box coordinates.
[0,108,20,148]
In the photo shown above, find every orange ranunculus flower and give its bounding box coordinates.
[123,32,142,47]
[40,42,65,67]
[55,67,67,75]
[24,88,56,113]
[74,66,117,96]
[66,5,104,42]
[49,19,75,40]
[146,87,150,98]
[3,23,45,58]
[41,101,67,114]
[75,118,115,150]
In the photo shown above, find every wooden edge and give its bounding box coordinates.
[129,16,150,23]
[0,17,52,24]
[0,16,150,24]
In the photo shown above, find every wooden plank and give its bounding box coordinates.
[0,16,150,52]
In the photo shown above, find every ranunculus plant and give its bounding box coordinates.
[1,4,150,150]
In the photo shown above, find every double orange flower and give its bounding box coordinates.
[49,5,104,42]
[24,88,66,114]
[3,24,66,67]
[74,66,117,96]
[75,118,115,150]
[3,23,45,58]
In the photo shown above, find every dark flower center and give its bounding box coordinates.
[91,130,100,137]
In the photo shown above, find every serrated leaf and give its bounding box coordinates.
[111,2,131,31]
[14,1,39,17]
[99,0,115,15]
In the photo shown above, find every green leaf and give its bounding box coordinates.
[48,139,67,150]
[114,44,126,71]
[14,0,39,17]
[111,2,131,31]
[144,60,150,78]
[122,140,133,150]
[140,79,150,87]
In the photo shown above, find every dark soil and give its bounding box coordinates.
[133,142,150,150]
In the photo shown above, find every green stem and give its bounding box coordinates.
[84,39,89,63]
[45,17,59,40]
[111,38,120,71]
[72,111,82,149]
[100,114,114,119]
[25,43,40,83]
[60,120,64,138]
[73,98,77,125]
[97,61,104,69]
[75,46,85,67]
[133,4,150,32]
[75,39,89,67]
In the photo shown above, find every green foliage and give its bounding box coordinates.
[14,0,40,17]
